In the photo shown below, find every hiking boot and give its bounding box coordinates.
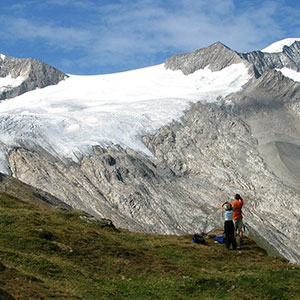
[240,239,243,246]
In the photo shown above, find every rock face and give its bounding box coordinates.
[240,41,300,76]
[165,42,246,74]
[4,41,300,264]
[0,54,67,100]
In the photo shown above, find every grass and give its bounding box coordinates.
[0,192,300,299]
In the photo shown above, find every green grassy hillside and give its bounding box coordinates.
[0,192,299,300]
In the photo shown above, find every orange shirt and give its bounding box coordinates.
[231,199,243,220]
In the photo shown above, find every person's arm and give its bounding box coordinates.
[220,201,228,209]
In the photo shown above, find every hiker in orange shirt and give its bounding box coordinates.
[231,194,244,245]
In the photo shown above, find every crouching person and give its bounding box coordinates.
[220,202,237,250]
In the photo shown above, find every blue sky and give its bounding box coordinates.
[0,0,299,75]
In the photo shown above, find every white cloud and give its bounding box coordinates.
[84,0,285,56]
[0,17,94,50]
[0,0,299,74]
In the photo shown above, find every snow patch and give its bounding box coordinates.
[0,54,5,60]
[278,68,300,82]
[0,74,25,92]
[262,38,300,53]
[0,63,251,174]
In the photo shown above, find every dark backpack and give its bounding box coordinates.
[192,234,207,245]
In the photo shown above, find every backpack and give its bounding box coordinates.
[192,234,207,245]
[214,235,225,243]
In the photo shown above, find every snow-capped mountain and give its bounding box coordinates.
[1,38,300,264]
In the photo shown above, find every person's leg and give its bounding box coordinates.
[232,236,237,250]
[233,220,238,238]
[224,221,230,250]
[238,219,243,245]
[229,221,236,250]
[239,228,243,239]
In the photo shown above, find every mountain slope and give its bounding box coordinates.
[1,192,300,300]
[0,172,72,211]
[1,38,300,264]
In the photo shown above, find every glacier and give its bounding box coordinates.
[0,63,251,174]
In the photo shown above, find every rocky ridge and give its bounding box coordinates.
[165,42,247,74]
[165,41,300,77]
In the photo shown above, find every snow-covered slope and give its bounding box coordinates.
[262,38,300,53]
[0,63,250,174]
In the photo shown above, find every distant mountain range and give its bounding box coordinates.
[1,38,300,264]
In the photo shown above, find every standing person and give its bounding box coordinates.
[231,194,244,245]
[220,202,237,250]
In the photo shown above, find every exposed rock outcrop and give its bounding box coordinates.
[0,55,67,100]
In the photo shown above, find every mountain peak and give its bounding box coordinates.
[211,41,232,49]
[164,41,242,75]
[261,38,300,53]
